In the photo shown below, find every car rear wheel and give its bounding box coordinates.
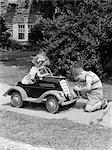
[11,92,23,108]
[45,96,59,114]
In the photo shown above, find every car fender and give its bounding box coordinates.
[40,90,66,103]
[3,86,28,100]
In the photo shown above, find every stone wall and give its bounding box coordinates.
[6,23,13,38]
[0,0,8,18]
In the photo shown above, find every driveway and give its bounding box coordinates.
[0,83,112,128]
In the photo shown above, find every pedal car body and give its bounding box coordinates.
[3,66,78,113]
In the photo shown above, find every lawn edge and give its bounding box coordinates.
[0,137,54,150]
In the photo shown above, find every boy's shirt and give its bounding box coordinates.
[86,71,102,90]
[86,71,103,99]
[76,71,103,99]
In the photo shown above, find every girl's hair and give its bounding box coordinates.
[31,52,50,67]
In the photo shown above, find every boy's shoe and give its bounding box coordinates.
[101,98,108,109]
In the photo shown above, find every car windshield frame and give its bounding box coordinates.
[38,66,53,77]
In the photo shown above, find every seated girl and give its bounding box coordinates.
[21,52,50,85]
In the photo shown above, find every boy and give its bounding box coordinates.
[71,66,108,112]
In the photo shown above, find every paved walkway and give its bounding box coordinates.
[0,83,112,149]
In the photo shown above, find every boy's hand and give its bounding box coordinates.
[74,85,81,91]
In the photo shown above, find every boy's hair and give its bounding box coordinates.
[70,65,84,77]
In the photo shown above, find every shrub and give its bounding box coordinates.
[29,23,44,45]
[7,39,23,51]
[36,15,103,79]
[29,0,112,79]
[0,16,10,49]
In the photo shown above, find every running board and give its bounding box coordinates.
[24,97,45,103]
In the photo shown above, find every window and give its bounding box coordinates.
[18,24,25,40]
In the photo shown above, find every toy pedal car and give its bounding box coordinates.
[3,66,78,113]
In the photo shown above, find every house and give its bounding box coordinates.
[1,0,43,43]
[0,0,62,43]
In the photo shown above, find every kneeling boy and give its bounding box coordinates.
[71,65,107,112]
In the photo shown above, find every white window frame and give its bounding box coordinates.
[18,24,25,40]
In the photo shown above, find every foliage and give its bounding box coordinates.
[1,0,112,79]
[29,23,44,45]
[54,0,112,70]
[39,0,55,19]
[0,16,23,51]
[32,18,101,78]
[29,0,112,79]
[0,16,10,49]
[8,39,23,51]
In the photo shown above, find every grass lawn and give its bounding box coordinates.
[0,51,38,61]
[0,109,111,150]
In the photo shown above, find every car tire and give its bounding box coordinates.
[45,96,59,114]
[11,92,23,108]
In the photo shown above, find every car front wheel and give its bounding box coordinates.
[45,96,59,114]
[11,92,23,108]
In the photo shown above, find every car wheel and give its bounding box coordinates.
[45,96,59,114]
[11,92,23,108]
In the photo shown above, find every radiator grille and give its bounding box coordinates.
[60,80,70,96]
